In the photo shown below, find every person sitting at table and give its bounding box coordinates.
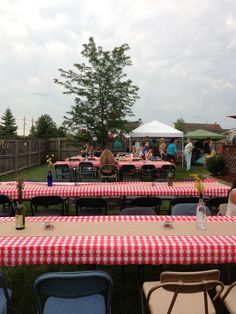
[226,179,236,216]
[94,147,102,157]
[81,143,91,157]
[141,142,150,159]
[100,149,118,167]
[146,145,160,160]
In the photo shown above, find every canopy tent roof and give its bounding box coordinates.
[184,129,225,140]
[130,120,183,138]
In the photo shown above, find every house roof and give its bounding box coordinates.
[184,123,226,134]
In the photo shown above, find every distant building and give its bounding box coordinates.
[184,122,227,134]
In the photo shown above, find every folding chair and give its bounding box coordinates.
[131,197,162,214]
[34,270,113,314]
[54,164,76,182]
[142,269,224,314]
[140,165,156,181]
[171,203,212,216]
[0,195,14,217]
[78,162,97,181]
[168,197,199,215]
[0,271,12,314]
[31,196,66,216]
[119,164,136,181]
[217,281,236,313]
[75,198,108,215]
[120,207,156,215]
[100,165,118,182]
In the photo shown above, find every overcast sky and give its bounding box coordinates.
[1,0,236,135]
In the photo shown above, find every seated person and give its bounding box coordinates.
[226,179,236,216]
[151,145,161,160]
[94,147,102,157]
[99,149,118,167]
[81,143,91,157]
[141,142,150,159]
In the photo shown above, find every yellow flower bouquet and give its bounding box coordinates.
[190,173,205,195]
[46,154,54,168]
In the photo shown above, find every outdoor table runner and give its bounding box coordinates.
[0,179,230,200]
[0,216,235,266]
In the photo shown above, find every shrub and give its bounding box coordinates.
[206,155,228,175]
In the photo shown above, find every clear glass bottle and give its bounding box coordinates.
[15,201,25,230]
[196,193,207,230]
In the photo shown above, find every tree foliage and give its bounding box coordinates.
[174,117,186,133]
[29,114,61,138]
[54,37,139,147]
[0,108,18,136]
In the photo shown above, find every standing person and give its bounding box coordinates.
[184,138,193,171]
[203,138,211,155]
[167,138,177,163]
[159,138,166,160]
[226,179,236,216]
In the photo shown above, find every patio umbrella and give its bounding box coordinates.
[184,129,224,140]
[227,115,236,119]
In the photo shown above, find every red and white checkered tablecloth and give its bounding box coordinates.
[0,216,235,266]
[54,160,173,169]
[0,179,230,200]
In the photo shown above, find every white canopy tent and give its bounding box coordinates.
[130,120,183,138]
[129,120,184,165]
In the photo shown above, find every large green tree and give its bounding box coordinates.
[29,114,60,138]
[54,37,139,147]
[174,117,186,133]
[0,108,18,136]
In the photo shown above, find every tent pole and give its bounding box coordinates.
[129,133,131,152]
[182,137,184,167]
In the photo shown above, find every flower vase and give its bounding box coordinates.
[47,170,53,186]
[196,193,207,229]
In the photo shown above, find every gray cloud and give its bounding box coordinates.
[0,0,236,135]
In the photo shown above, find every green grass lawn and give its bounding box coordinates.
[0,164,232,314]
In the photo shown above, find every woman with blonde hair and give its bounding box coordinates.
[99,149,118,167]
[159,138,166,160]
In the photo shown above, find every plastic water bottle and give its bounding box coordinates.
[196,194,207,229]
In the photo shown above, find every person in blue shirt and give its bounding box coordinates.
[167,138,177,163]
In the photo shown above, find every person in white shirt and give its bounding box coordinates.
[184,138,193,171]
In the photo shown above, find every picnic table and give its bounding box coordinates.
[0,215,235,266]
[0,179,230,200]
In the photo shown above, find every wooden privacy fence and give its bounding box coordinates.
[0,139,46,176]
[0,138,128,176]
[222,144,236,175]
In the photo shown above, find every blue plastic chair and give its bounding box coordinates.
[171,203,212,216]
[120,207,156,215]
[0,272,12,314]
[34,271,113,314]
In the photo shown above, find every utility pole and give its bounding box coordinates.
[23,116,26,136]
